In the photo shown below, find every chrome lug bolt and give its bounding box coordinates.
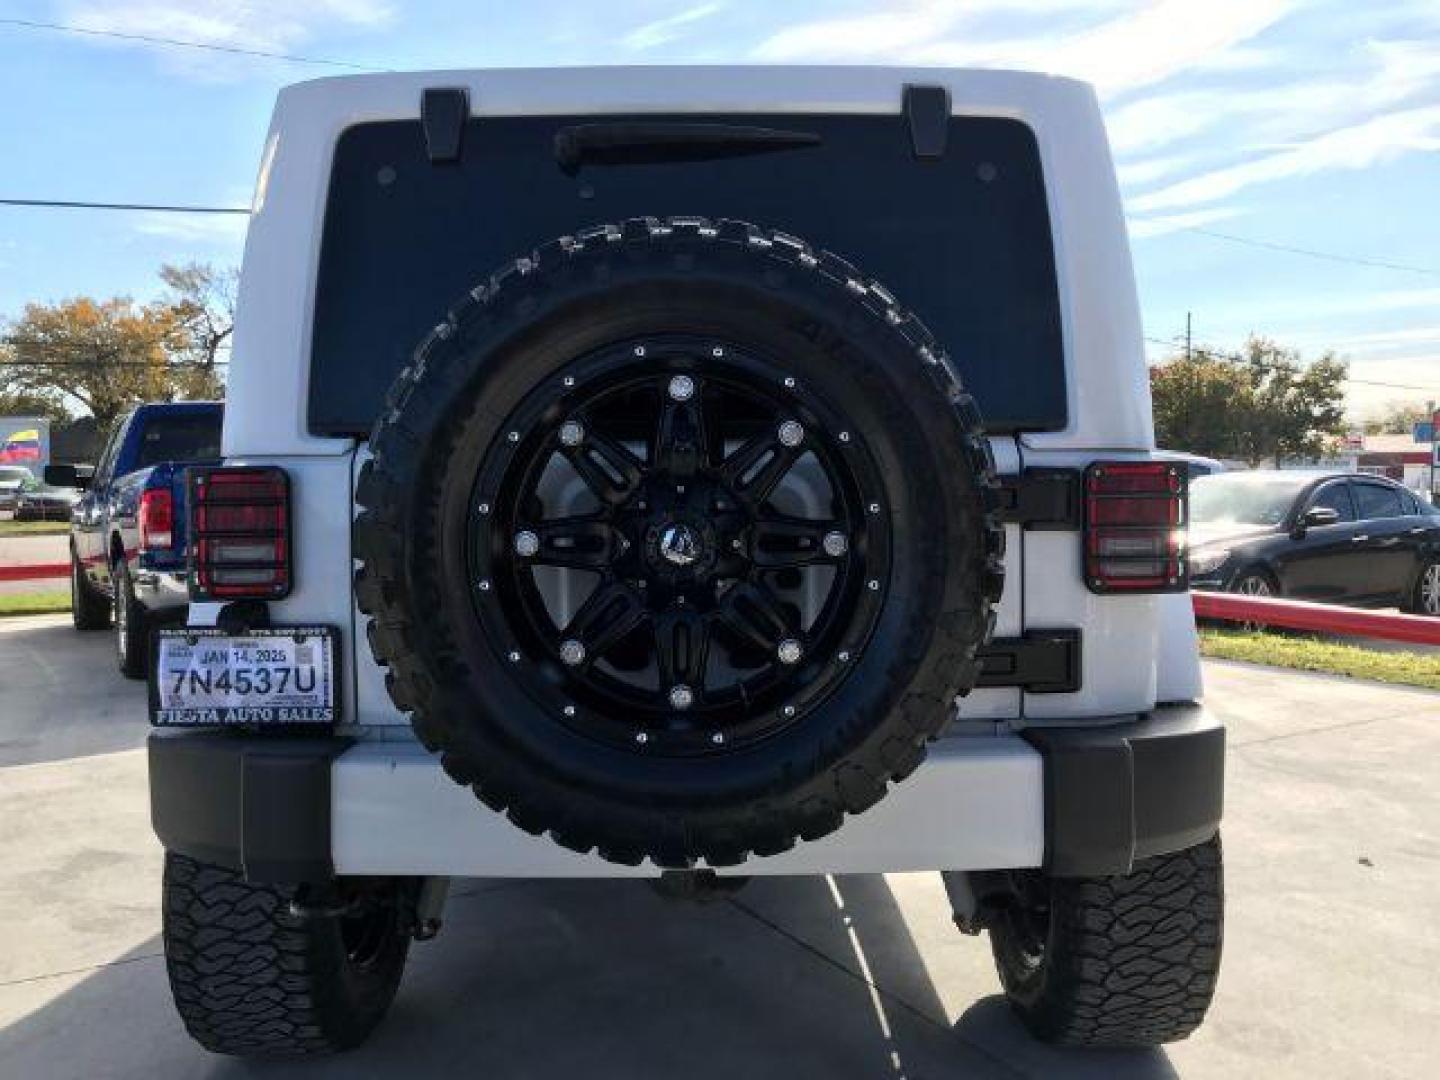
[778,420,805,447]
[559,420,585,447]
[508,650,521,663]
[477,579,492,592]
[867,579,880,591]
[782,705,796,718]
[507,430,520,443]
[777,639,803,665]
[563,704,576,717]
[514,530,540,557]
[711,731,725,745]
[669,684,695,710]
[822,531,848,557]
[668,374,696,401]
[477,501,491,515]
[837,650,851,663]
[636,731,649,744]
[559,639,586,666]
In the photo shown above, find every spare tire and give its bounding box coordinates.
[354,217,1003,867]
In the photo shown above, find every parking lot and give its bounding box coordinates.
[0,611,1436,1078]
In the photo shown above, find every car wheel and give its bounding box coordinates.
[1411,560,1440,617]
[113,561,148,679]
[354,216,1004,867]
[71,552,110,632]
[989,836,1223,1046]
[163,853,412,1058]
[1231,570,1277,633]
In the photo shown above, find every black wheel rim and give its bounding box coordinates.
[467,337,892,756]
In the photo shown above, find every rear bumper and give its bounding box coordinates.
[149,704,1222,883]
[132,567,189,612]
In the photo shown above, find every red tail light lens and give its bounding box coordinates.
[1084,461,1187,593]
[189,467,290,599]
[138,488,174,551]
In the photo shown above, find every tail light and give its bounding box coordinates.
[189,466,291,600]
[1084,461,1187,593]
[137,488,174,551]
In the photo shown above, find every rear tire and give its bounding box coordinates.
[70,552,109,631]
[112,561,148,679]
[162,853,412,1059]
[989,836,1223,1047]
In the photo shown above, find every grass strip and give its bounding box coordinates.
[1199,627,1440,691]
[0,589,71,616]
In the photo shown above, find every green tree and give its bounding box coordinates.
[1234,338,1347,466]
[1149,356,1251,458]
[1149,336,1349,466]
[1363,401,1430,435]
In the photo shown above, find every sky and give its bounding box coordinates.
[0,0,1437,422]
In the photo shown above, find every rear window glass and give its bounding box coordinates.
[309,113,1066,436]
[135,412,222,468]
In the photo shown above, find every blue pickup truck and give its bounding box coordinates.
[47,401,223,678]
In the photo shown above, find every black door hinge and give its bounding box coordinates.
[976,629,1081,694]
[993,469,1081,530]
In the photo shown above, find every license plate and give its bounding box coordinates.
[150,626,338,727]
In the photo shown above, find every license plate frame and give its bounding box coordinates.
[149,625,340,728]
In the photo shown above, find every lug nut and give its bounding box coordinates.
[669,684,695,710]
[778,420,805,447]
[559,420,584,447]
[559,639,586,666]
[514,530,540,557]
[668,374,696,402]
[823,531,848,557]
[777,639,803,665]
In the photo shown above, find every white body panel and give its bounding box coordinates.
[333,735,1044,877]
[206,65,1205,875]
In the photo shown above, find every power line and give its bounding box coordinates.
[0,198,249,214]
[1181,227,1440,277]
[0,16,386,72]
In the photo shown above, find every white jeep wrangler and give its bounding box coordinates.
[148,66,1223,1058]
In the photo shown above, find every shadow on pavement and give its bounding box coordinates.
[1,874,1175,1079]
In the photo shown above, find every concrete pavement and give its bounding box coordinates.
[1,613,1438,1078]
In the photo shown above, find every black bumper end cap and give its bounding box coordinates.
[149,730,351,884]
[1023,704,1224,878]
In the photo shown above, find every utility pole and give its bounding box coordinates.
[1185,311,1192,362]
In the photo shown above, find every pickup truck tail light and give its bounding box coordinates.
[189,467,291,600]
[137,488,174,551]
[1084,461,1187,593]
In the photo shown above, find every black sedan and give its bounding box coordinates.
[1188,471,1440,615]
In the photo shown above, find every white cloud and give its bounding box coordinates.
[60,1,391,77]
[752,0,1290,97]
[1130,103,1440,212]
[621,4,725,51]
[132,211,249,244]
[1127,205,1244,239]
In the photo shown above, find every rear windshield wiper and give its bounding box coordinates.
[554,122,822,174]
